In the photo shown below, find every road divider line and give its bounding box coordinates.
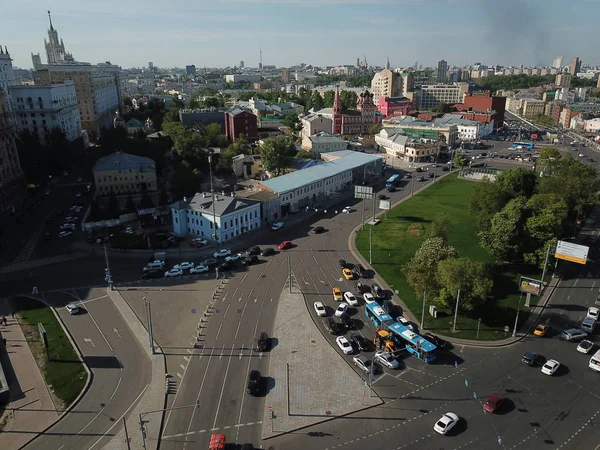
[108,376,122,402]
[212,344,236,429]
[234,321,241,339]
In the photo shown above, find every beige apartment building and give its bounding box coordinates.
[521,99,545,118]
[371,69,403,100]
[93,151,157,196]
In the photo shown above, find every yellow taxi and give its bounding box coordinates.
[333,287,343,301]
[533,323,548,337]
[342,268,354,280]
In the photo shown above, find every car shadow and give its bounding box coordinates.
[269,337,279,351]
[494,398,516,415]
[554,364,570,377]
[446,417,468,436]
[261,376,275,397]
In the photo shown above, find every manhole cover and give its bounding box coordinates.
[310,339,316,345]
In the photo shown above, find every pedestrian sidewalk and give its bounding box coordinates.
[0,309,60,449]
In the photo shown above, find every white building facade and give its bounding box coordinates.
[11,80,81,144]
[301,132,347,156]
[171,192,262,243]
[419,83,469,109]
[300,113,334,138]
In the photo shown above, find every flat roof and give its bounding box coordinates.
[259,151,382,194]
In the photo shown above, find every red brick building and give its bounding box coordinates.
[378,96,413,117]
[455,91,506,130]
[225,108,259,143]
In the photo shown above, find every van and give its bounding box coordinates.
[589,350,600,372]
[581,317,596,333]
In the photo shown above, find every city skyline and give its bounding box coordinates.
[2,0,600,70]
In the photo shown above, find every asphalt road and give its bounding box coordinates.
[21,287,151,450]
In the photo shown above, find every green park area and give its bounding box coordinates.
[16,297,87,409]
[356,173,542,341]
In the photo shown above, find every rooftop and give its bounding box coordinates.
[171,192,260,217]
[259,151,382,194]
[93,151,155,173]
[308,132,346,145]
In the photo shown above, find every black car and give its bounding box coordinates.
[423,332,448,349]
[339,314,354,330]
[254,332,270,351]
[417,176,425,182]
[339,259,348,268]
[354,264,365,278]
[312,226,325,234]
[377,194,388,200]
[355,281,368,294]
[204,258,218,267]
[323,318,341,335]
[442,166,450,171]
[142,270,162,279]
[415,167,423,172]
[241,255,259,266]
[350,333,370,352]
[261,247,275,256]
[427,172,434,178]
[521,351,537,366]
[387,186,396,192]
[220,261,236,271]
[372,283,385,300]
[246,246,261,256]
[247,370,261,396]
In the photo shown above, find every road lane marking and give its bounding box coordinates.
[215,322,223,341]
[180,364,186,370]
[223,304,231,319]
[177,372,183,378]
[87,383,149,450]
[574,278,579,286]
[112,327,121,339]
[240,302,248,317]
[83,337,95,347]
[219,344,225,360]
[108,377,122,402]
[212,344,235,429]
[234,321,241,339]
[76,298,113,352]
[80,294,108,305]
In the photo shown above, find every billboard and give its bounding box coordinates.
[555,240,589,265]
[354,185,373,199]
[519,276,542,296]
[379,200,391,210]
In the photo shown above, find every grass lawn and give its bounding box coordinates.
[15,297,88,409]
[356,172,542,341]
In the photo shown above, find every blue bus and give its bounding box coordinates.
[387,323,437,363]
[365,302,394,329]
[385,173,401,189]
[513,142,534,149]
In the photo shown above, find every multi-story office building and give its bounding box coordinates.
[93,151,157,196]
[224,74,261,83]
[419,83,469,109]
[521,99,545,118]
[569,57,581,76]
[455,91,506,130]
[11,80,81,144]
[0,89,26,224]
[437,60,448,83]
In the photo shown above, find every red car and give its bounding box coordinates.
[278,240,292,250]
[483,393,504,413]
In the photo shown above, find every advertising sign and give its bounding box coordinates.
[354,185,373,200]
[555,240,589,265]
[379,200,391,210]
[519,276,542,295]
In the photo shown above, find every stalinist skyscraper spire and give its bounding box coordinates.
[44,10,75,64]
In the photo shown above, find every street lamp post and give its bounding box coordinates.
[103,227,113,290]
[143,297,154,355]
[208,152,219,250]
[420,289,426,330]
[512,292,523,337]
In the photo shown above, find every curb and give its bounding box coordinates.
[12,294,93,450]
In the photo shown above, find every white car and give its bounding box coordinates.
[192,237,207,245]
[58,231,72,238]
[65,303,79,315]
[396,316,414,331]
[541,359,560,375]
[342,206,352,213]
[60,223,76,230]
[164,268,184,278]
[190,265,209,274]
[173,262,195,271]
[335,302,349,317]
[353,355,373,373]
[578,153,584,158]
[225,253,242,262]
[65,216,78,222]
[314,301,327,317]
[344,292,359,306]
[336,336,353,354]
[271,222,284,231]
[374,351,400,369]
[433,412,459,435]
[363,293,376,304]
[577,340,594,354]
[214,249,232,258]
[587,307,599,320]
[75,192,82,198]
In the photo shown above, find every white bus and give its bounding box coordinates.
[589,350,600,372]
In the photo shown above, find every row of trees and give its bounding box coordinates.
[476,74,598,92]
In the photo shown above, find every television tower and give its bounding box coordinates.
[259,45,263,71]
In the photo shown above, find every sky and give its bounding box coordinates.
[2,0,599,70]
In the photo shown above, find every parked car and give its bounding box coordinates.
[577,340,594,354]
[560,328,587,341]
[533,323,549,336]
[541,359,560,376]
[483,393,505,413]
[66,303,79,315]
[354,264,365,278]
[363,293,377,304]
[254,332,270,352]
[333,287,343,301]
[350,334,370,352]
[352,355,373,373]
[173,262,195,271]
[342,206,352,213]
[343,292,359,306]
[165,268,184,278]
[323,317,341,335]
[214,249,232,258]
[241,255,259,266]
[58,231,72,238]
[203,258,218,267]
[246,370,262,396]
[342,268,354,280]
[314,301,327,317]
[312,226,325,234]
[374,351,399,369]
[225,253,242,262]
[521,351,538,366]
[271,222,284,231]
[433,412,459,435]
[339,314,354,330]
[355,281,368,294]
[336,336,353,355]
[219,261,236,271]
[423,333,449,349]
[335,303,349,317]
[190,265,209,274]
[372,283,385,300]
[246,246,261,256]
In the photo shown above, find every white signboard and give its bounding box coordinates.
[354,185,373,200]
[555,240,589,265]
[379,200,391,210]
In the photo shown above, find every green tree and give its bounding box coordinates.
[433,102,453,114]
[311,91,325,110]
[283,113,302,134]
[454,153,467,169]
[172,96,185,108]
[139,190,155,209]
[107,194,121,219]
[523,194,567,266]
[164,108,181,124]
[479,197,529,262]
[536,146,562,177]
[162,121,207,164]
[469,180,511,231]
[427,212,451,242]
[15,130,48,184]
[533,114,555,128]
[125,195,136,213]
[170,161,202,200]
[369,123,382,136]
[295,150,312,159]
[323,90,335,108]
[403,237,459,295]
[204,123,228,147]
[495,167,537,199]
[436,258,493,312]
[340,91,358,111]
[258,136,297,176]
[46,128,72,171]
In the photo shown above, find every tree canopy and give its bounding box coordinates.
[258,136,297,176]
[403,237,458,294]
[436,258,493,312]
